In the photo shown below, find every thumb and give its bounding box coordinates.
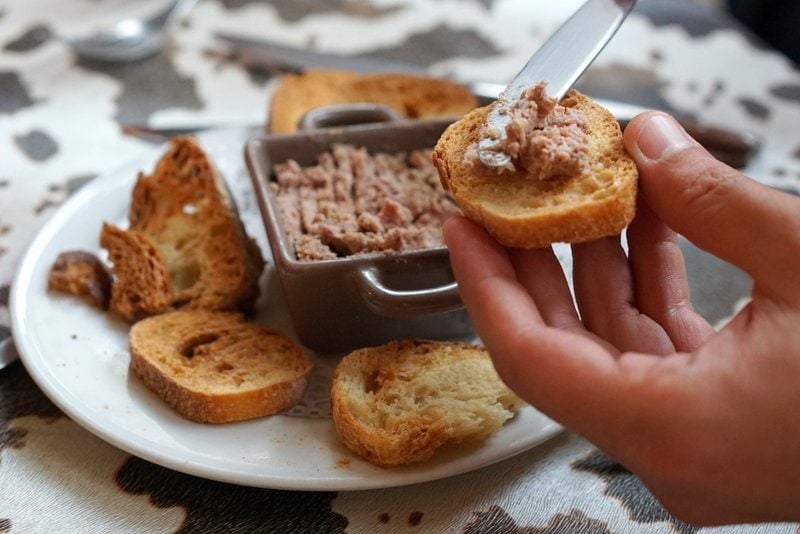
[623,112,800,296]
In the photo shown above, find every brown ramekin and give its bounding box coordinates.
[245,106,473,353]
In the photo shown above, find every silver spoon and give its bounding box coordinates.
[66,0,198,62]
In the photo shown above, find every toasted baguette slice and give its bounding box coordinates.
[129,310,313,423]
[126,136,264,312]
[100,223,173,321]
[268,69,477,133]
[432,89,638,249]
[331,339,524,467]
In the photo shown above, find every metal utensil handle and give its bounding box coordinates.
[354,266,462,318]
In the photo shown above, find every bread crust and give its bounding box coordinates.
[432,90,638,248]
[267,69,477,133]
[330,339,523,467]
[129,310,313,423]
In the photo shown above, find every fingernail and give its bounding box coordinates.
[636,113,697,161]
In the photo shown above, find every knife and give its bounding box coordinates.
[208,32,759,169]
[213,31,427,74]
[478,0,636,167]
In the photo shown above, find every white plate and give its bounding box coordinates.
[10,128,562,491]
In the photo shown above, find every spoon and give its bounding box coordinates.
[66,0,198,62]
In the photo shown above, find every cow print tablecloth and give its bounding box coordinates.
[2,1,799,532]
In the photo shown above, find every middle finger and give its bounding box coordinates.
[508,246,581,330]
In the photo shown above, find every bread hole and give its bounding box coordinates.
[413,384,434,403]
[365,369,382,394]
[210,224,227,237]
[172,262,201,292]
[179,333,219,358]
[182,203,199,215]
[173,237,189,251]
[216,361,234,372]
[365,368,399,394]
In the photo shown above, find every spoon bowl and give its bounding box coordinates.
[67,0,198,62]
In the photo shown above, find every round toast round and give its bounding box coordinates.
[129,310,312,423]
[432,89,638,249]
[330,339,523,467]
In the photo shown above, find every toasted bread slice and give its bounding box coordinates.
[268,69,477,133]
[100,223,173,321]
[129,310,313,423]
[330,339,524,467]
[115,136,264,315]
[432,89,638,249]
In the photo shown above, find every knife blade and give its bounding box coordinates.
[478,0,637,167]
[213,31,427,74]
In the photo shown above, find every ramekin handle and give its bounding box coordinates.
[354,266,463,318]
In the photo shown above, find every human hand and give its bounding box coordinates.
[443,111,800,526]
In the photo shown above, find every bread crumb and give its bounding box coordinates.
[334,457,351,469]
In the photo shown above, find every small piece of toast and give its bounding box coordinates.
[47,250,113,310]
[268,69,478,133]
[432,89,638,249]
[330,339,524,467]
[100,224,173,320]
[129,310,313,423]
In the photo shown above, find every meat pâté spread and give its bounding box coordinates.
[468,81,591,179]
[271,144,460,261]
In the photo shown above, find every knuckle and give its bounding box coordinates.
[673,154,736,220]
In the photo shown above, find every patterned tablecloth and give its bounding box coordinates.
[2,1,799,532]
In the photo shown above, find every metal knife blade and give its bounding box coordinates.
[478,0,637,167]
[213,31,426,74]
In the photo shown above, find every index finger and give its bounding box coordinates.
[443,216,624,430]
